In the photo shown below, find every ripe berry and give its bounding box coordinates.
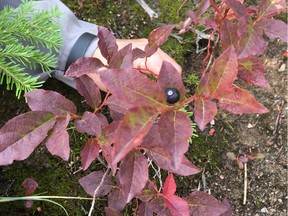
[165,88,180,104]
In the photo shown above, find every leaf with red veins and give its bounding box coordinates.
[238,56,270,87]
[257,0,286,20]
[158,110,192,168]
[119,150,148,203]
[112,106,159,166]
[146,25,175,57]
[81,138,99,171]
[78,171,113,197]
[139,125,161,149]
[0,111,56,165]
[98,26,118,62]
[146,196,172,216]
[109,43,133,69]
[45,114,71,161]
[74,111,102,136]
[194,99,217,131]
[100,68,166,109]
[107,95,131,121]
[25,90,77,115]
[219,86,269,114]
[157,61,186,101]
[201,46,238,96]
[163,174,176,197]
[74,75,101,108]
[185,191,228,216]
[164,195,190,216]
[221,19,239,50]
[65,57,104,78]
[98,121,121,146]
[147,146,201,176]
[237,18,268,59]
[257,19,288,43]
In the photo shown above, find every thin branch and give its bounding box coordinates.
[243,163,247,205]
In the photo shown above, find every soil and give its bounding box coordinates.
[0,1,287,216]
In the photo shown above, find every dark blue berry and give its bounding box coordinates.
[165,88,180,104]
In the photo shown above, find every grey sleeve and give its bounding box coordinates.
[0,0,99,72]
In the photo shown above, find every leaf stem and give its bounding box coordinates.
[209,0,222,18]
[93,91,111,113]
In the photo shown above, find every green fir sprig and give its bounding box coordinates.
[0,0,62,98]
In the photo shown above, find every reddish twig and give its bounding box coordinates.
[93,90,111,113]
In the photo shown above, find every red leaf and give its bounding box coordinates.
[22,178,38,196]
[109,43,133,69]
[257,19,288,43]
[200,47,238,96]
[146,25,175,56]
[74,75,102,108]
[146,196,172,216]
[65,57,104,78]
[185,191,228,216]
[78,171,113,197]
[220,19,238,50]
[220,198,233,216]
[209,128,215,136]
[194,99,217,131]
[100,68,166,109]
[147,146,201,176]
[137,182,158,202]
[107,95,130,121]
[119,150,148,203]
[238,56,270,87]
[105,207,123,216]
[25,90,77,115]
[0,111,56,165]
[113,106,159,166]
[81,138,100,170]
[74,111,102,136]
[98,26,118,62]
[196,0,211,17]
[237,19,268,58]
[158,110,192,168]
[219,86,269,114]
[108,188,127,211]
[138,202,153,216]
[45,115,71,161]
[157,61,186,101]
[164,195,189,216]
[139,125,161,149]
[257,0,286,20]
[163,174,176,197]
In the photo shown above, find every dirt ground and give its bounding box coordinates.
[0,0,287,215]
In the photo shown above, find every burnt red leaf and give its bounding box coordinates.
[108,188,127,212]
[157,61,186,101]
[185,191,228,216]
[238,56,270,87]
[138,202,153,216]
[257,0,286,20]
[65,57,104,78]
[257,19,288,43]
[219,86,269,114]
[78,171,113,197]
[194,99,217,131]
[163,174,176,197]
[74,111,102,136]
[164,195,189,216]
[100,68,166,109]
[146,25,175,56]
[0,111,56,165]
[22,178,38,196]
[74,75,102,108]
[98,26,118,62]
[119,150,148,203]
[25,90,77,115]
[109,43,133,69]
[158,110,192,168]
[113,106,159,166]
[45,115,71,161]
[200,46,238,97]
[146,146,201,176]
[220,19,238,50]
[81,138,100,171]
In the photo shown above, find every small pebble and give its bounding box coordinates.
[278,63,286,72]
